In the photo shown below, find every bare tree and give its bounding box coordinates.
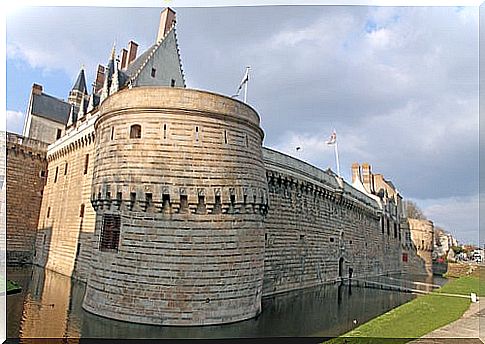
[403,200,427,220]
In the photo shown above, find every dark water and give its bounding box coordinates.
[7,265,445,339]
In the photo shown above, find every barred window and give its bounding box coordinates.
[100,214,121,252]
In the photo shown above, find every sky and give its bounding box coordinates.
[5,4,480,245]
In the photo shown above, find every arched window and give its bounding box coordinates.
[130,124,142,139]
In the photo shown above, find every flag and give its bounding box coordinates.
[326,130,337,145]
[232,67,250,98]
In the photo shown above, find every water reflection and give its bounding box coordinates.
[8,265,444,339]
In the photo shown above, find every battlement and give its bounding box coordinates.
[7,132,48,156]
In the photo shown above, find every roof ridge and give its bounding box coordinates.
[129,23,176,85]
[37,92,69,105]
[173,27,186,87]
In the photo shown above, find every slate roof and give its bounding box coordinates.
[31,93,71,125]
[72,69,87,94]
[124,44,156,78]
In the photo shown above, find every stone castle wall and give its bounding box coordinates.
[6,133,48,264]
[262,148,403,296]
[27,86,421,326]
[83,87,268,326]
[34,122,97,280]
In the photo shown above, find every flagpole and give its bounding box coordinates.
[334,140,341,177]
[243,66,250,103]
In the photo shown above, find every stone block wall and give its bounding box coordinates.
[6,132,48,264]
[34,126,96,280]
[83,87,268,325]
[262,148,403,296]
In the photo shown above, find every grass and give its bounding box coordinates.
[325,272,482,344]
[6,279,21,294]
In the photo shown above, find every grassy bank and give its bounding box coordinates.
[326,272,482,343]
[6,279,22,295]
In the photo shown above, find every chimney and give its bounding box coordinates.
[127,41,138,67]
[32,83,43,95]
[120,48,128,70]
[94,65,106,93]
[361,162,373,193]
[157,8,176,43]
[351,162,361,184]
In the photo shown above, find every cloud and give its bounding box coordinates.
[6,5,479,244]
[418,194,479,245]
[6,110,24,134]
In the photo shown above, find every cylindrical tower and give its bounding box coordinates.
[82,87,268,326]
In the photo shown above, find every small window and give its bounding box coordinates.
[111,127,115,140]
[130,124,142,139]
[163,124,167,140]
[64,162,68,175]
[47,207,51,218]
[195,126,199,142]
[330,237,334,242]
[56,128,62,140]
[224,130,228,144]
[171,79,176,87]
[180,195,188,212]
[79,204,85,218]
[299,234,305,240]
[151,68,156,78]
[54,167,58,183]
[245,133,249,147]
[100,214,121,252]
[386,219,390,235]
[39,170,46,178]
[84,154,89,175]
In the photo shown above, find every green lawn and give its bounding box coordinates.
[325,274,481,344]
[6,279,21,294]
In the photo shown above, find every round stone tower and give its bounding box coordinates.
[82,87,268,326]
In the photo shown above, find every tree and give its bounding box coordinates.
[403,200,427,220]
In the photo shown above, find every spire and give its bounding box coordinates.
[77,93,87,121]
[110,59,120,95]
[101,44,116,103]
[87,83,96,113]
[67,104,77,127]
[72,67,87,95]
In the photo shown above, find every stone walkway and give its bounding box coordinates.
[410,300,483,343]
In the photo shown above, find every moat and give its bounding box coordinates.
[7,265,446,339]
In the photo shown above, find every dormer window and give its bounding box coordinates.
[171,79,176,87]
[151,68,156,78]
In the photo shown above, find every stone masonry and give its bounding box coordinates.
[6,133,48,264]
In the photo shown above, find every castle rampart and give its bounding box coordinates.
[6,133,48,264]
[83,87,269,326]
[261,148,403,296]
[33,125,96,279]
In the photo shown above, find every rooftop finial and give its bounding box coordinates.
[111,42,116,60]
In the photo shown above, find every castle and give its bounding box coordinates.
[6,8,434,326]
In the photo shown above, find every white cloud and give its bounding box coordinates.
[6,110,25,134]
[417,194,479,245]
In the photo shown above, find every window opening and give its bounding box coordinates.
[99,214,121,252]
[130,125,142,139]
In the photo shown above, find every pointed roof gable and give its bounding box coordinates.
[72,68,88,94]
[124,27,185,88]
